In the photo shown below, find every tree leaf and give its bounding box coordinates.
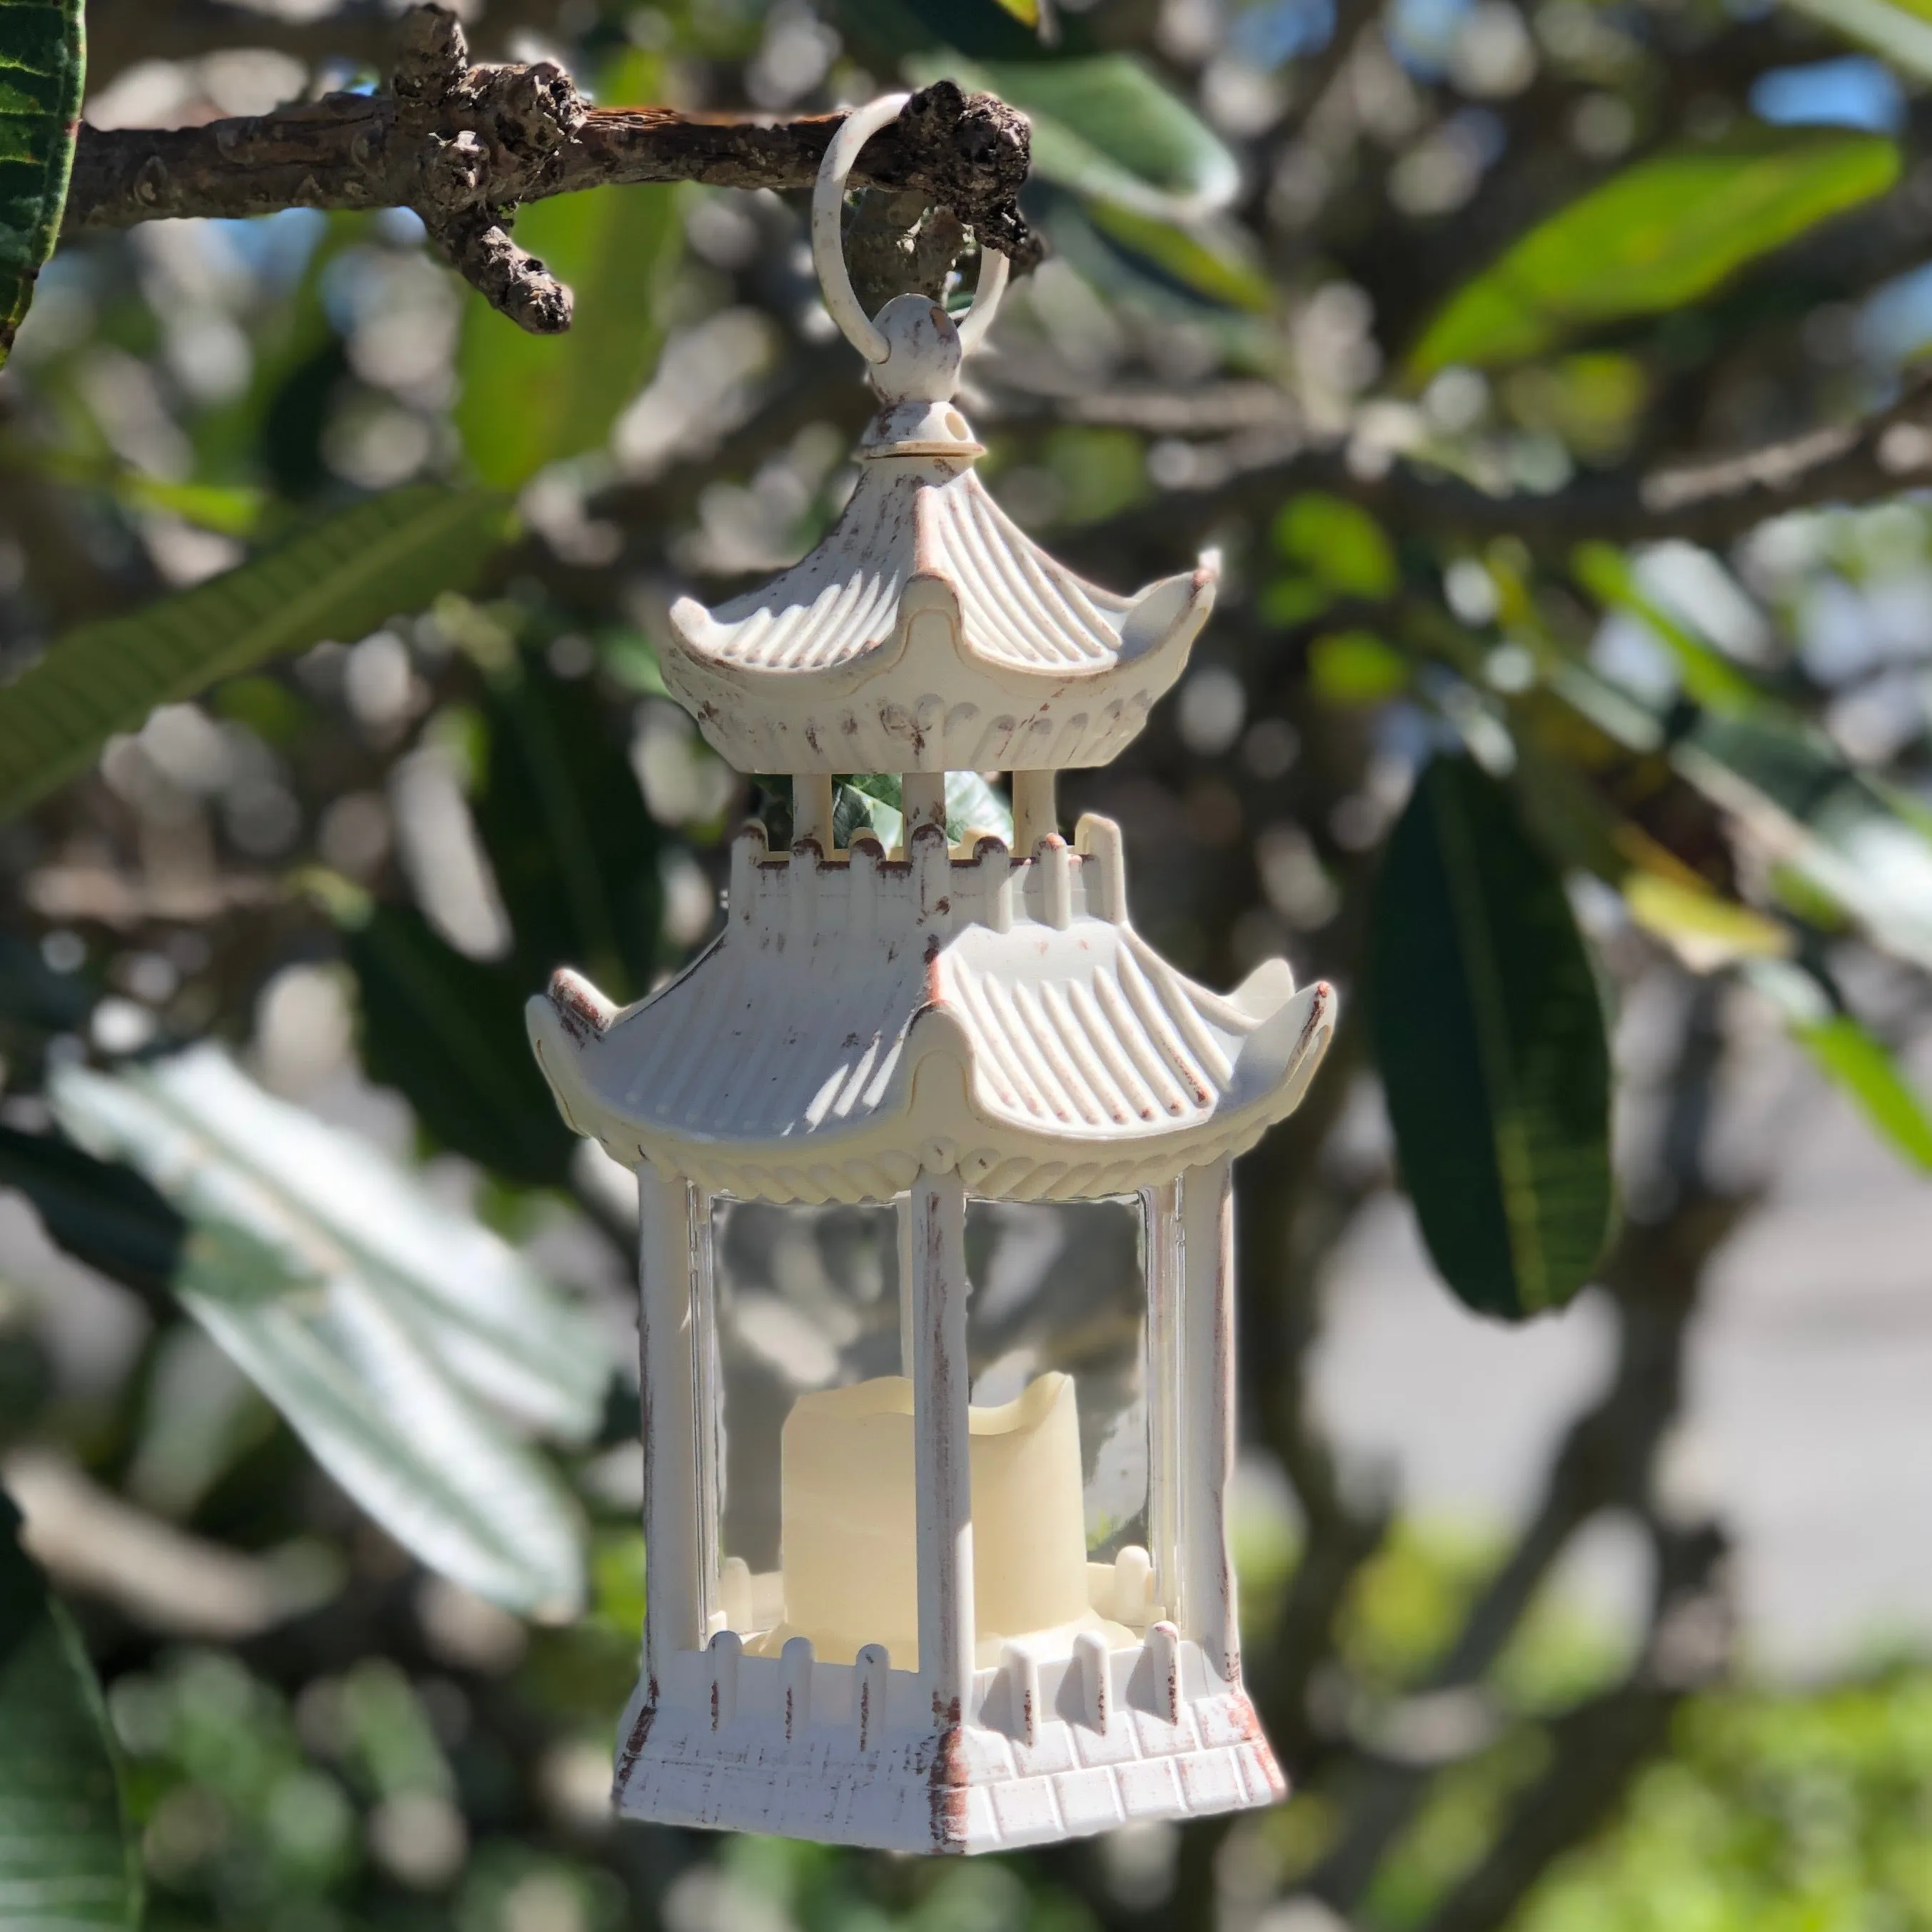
[1082,198,1274,312]
[0,1491,141,1930]
[921,53,1239,218]
[1783,0,1932,82]
[1371,756,1614,1320]
[0,0,84,368]
[0,485,511,823]
[456,53,681,488]
[1743,959,1932,1172]
[47,1049,598,1616]
[469,654,663,1004]
[1572,542,1766,715]
[346,902,580,1187]
[1412,131,1900,375]
[0,1122,183,1301]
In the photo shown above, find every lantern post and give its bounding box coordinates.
[528,94,1337,1854]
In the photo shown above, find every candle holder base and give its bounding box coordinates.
[614,1629,1285,1853]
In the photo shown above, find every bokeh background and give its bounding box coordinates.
[5,0,1932,1928]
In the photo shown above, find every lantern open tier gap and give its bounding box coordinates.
[522,94,1338,1856]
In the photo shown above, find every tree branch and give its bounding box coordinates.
[64,5,1037,332]
[1050,366,1932,566]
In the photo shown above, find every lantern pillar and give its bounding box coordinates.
[1180,1155,1239,1683]
[1144,1177,1184,1629]
[907,1170,975,1721]
[637,1162,708,1691]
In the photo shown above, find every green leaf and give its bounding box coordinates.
[1677,712,1932,972]
[990,0,1040,24]
[0,485,511,824]
[1309,630,1410,706]
[1412,131,1900,376]
[456,53,680,487]
[1082,198,1274,312]
[1572,543,1764,715]
[48,1049,598,1616]
[1795,1016,1932,1173]
[1783,0,1932,81]
[1371,757,1614,1320]
[346,902,581,1188]
[830,771,1014,850]
[0,1122,184,1301]
[1275,493,1399,600]
[471,655,663,1003]
[1621,873,1791,972]
[0,0,84,367]
[921,53,1238,218]
[945,768,1015,844]
[0,1491,141,1930]
[1744,959,1932,1173]
[1538,648,1932,974]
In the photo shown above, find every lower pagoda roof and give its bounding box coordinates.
[528,816,1334,1205]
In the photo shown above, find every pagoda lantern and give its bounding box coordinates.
[526,94,1337,1855]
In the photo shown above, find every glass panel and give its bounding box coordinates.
[965,1194,1154,1643]
[707,1191,1154,1669]
[709,1196,900,1650]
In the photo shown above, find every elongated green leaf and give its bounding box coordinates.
[1679,713,1932,971]
[832,770,1015,850]
[471,655,663,1003]
[48,1049,598,1616]
[0,485,511,823]
[1371,757,1614,1319]
[0,1122,183,1301]
[1082,199,1274,312]
[1412,131,1899,375]
[1796,1015,1932,1172]
[0,1491,140,1930]
[1744,959,1932,1172]
[1783,0,1932,81]
[1572,543,1765,715]
[0,0,84,367]
[348,902,580,1187]
[918,53,1238,218]
[456,52,680,486]
[1538,648,1932,973]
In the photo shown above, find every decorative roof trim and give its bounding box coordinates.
[526,817,1335,1205]
[662,448,1215,774]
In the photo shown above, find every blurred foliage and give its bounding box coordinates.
[1,0,1931,1927]
[0,0,84,366]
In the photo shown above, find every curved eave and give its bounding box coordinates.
[658,464,1216,773]
[525,961,1336,1207]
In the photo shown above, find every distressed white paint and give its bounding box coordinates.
[637,1165,703,1691]
[1181,1157,1239,1681]
[911,1173,975,1719]
[529,98,1338,1855]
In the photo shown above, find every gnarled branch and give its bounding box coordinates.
[64,5,1037,333]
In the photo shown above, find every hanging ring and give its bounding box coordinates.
[811,92,1010,366]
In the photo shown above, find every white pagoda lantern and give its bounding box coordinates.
[526,96,1337,1855]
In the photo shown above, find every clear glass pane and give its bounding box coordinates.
[710,1195,899,1649]
[707,1191,1154,1669]
[965,1196,1150,1567]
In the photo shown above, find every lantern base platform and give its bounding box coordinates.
[611,1634,1285,1853]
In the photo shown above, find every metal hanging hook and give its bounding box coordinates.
[810,92,1009,368]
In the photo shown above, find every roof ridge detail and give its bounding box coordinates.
[660,407,1215,774]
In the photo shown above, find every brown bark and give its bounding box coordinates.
[64,6,1037,333]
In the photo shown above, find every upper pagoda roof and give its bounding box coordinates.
[662,399,1215,776]
[527,815,1334,1205]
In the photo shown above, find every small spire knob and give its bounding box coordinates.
[871,293,963,403]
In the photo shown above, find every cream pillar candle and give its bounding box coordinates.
[773,1372,1090,1669]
